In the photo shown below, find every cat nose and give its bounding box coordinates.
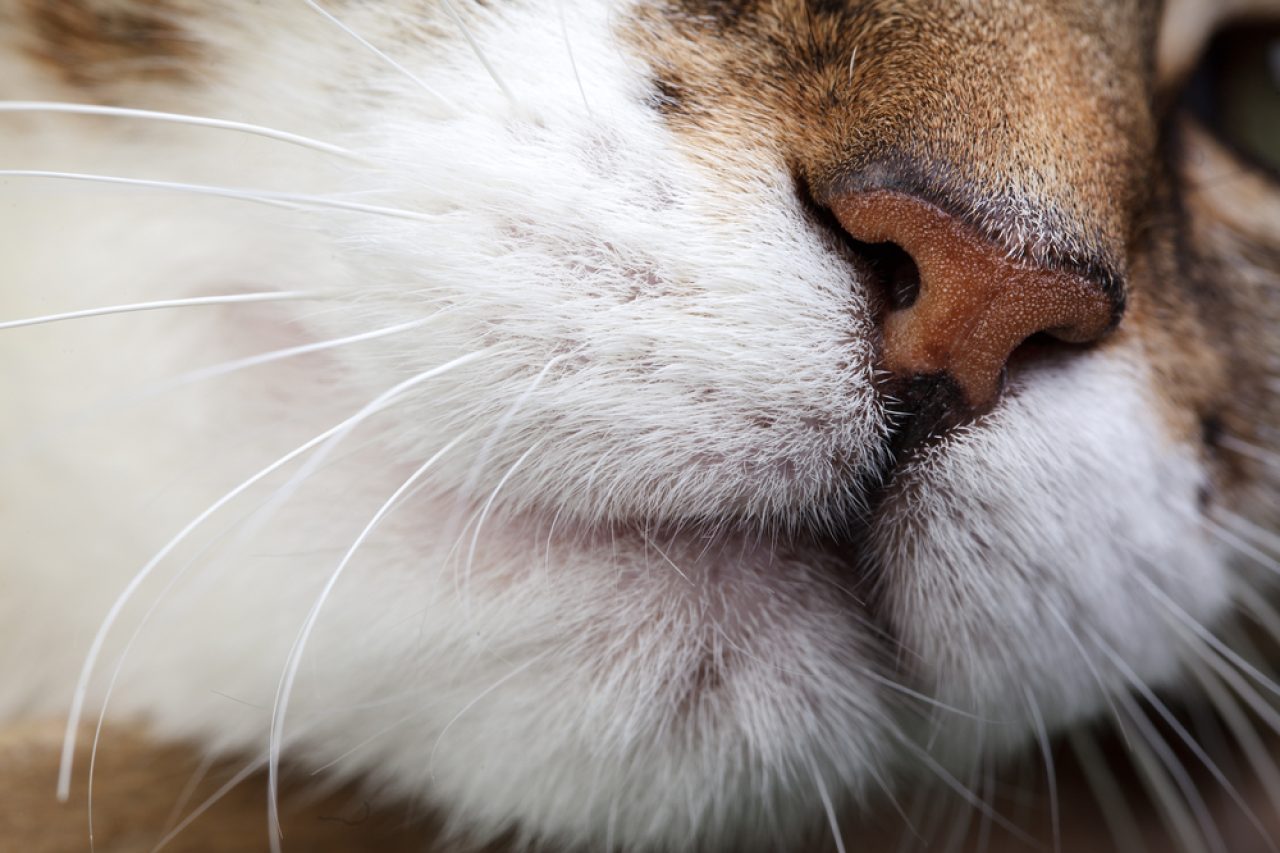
[829,190,1120,415]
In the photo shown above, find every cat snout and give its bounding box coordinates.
[829,189,1122,429]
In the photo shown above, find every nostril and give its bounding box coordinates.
[827,189,1121,415]
[851,240,921,311]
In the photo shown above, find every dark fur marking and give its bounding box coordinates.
[649,75,688,116]
[23,0,199,88]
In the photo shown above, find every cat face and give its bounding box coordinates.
[2,0,1279,850]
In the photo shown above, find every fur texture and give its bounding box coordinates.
[1,0,1279,850]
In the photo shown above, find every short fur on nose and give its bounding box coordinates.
[830,191,1118,413]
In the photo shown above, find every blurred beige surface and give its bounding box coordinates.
[3,719,1278,852]
[0,721,436,853]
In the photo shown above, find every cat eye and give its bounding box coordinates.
[1185,20,1280,176]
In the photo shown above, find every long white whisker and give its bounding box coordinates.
[1021,685,1060,853]
[811,764,847,853]
[267,433,469,849]
[87,488,324,847]
[893,735,1035,844]
[442,351,574,597]
[160,316,437,391]
[1043,599,1132,748]
[558,0,590,115]
[150,757,267,853]
[1203,516,1280,577]
[426,652,548,782]
[1068,731,1150,853]
[1120,712,1213,853]
[1215,508,1280,557]
[1135,572,1280,701]
[453,351,571,513]
[159,751,220,838]
[88,543,226,848]
[1219,434,1280,470]
[0,171,430,221]
[640,533,693,585]
[0,101,360,160]
[86,428,402,841]
[59,422,369,800]
[1089,628,1277,853]
[309,705,431,775]
[13,318,437,463]
[1112,688,1225,853]
[57,354,498,800]
[0,291,312,332]
[460,439,544,604]
[440,0,516,103]
[707,620,990,722]
[1185,654,1280,817]
[239,351,500,607]
[1173,612,1280,740]
[302,0,455,111]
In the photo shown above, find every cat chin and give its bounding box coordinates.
[289,340,1227,850]
[873,343,1231,758]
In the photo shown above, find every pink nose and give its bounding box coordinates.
[829,190,1118,412]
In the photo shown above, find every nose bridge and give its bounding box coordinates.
[831,190,1120,413]
[810,4,1147,421]
[817,0,1154,272]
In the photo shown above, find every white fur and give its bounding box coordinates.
[0,1,1236,850]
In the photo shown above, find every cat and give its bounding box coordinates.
[1,0,1279,850]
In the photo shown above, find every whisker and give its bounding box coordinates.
[1042,598,1133,748]
[425,652,549,784]
[308,705,432,775]
[151,756,267,853]
[558,0,591,115]
[1174,615,1280,741]
[893,734,1035,845]
[866,756,921,845]
[442,351,576,599]
[0,101,360,160]
[0,291,312,332]
[1185,654,1280,817]
[267,432,470,849]
[639,533,693,585]
[811,763,847,853]
[1213,508,1280,562]
[1089,628,1278,853]
[706,620,991,722]
[0,170,431,221]
[11,317,439,463]
[453,351,573,513]
[460,439,545,605]
[1135,572,1280,702]
[159,316,439,391]
[58,354,500,800]
[85,429,402,843]
[1218,434,1280,471]
[1068,730,1150,853]
[1120,712,1213,853]
[1021,685,1060,853]
[1203,516,1280,578]
[86,488,316,847]
[302,0,455,111]
[159,751,220,838]
[440,0,516,104]
[1112,688,1225,853]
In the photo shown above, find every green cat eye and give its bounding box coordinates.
[1190,22,1280,175]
